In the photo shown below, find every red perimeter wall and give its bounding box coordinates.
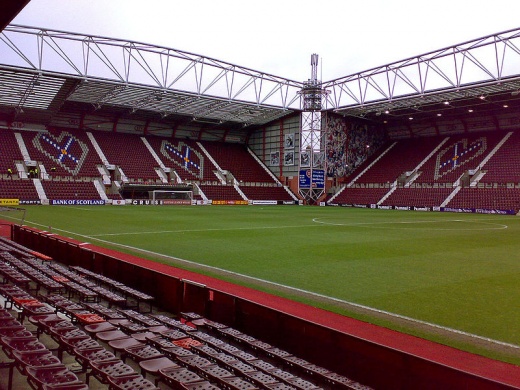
[11,224,520,390]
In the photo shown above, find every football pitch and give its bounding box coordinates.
[6,205,520,364]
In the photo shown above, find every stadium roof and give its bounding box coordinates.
[1,2,520,132]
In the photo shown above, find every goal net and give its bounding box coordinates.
[150,190,193,205]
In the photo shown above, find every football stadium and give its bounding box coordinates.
[0,1,519,389]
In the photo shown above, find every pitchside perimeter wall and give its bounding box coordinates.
[10,223,520,389]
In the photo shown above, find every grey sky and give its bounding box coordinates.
[11,0,520,82]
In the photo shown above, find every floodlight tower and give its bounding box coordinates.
[298,54,329,204]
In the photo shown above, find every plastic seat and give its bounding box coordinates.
[107,373,160,390]
[162,345,195,360]
[73,346,117,371]
[64,337,100,353]
[96,330,130,342]
[198,364,234,384]
[121,344,164,363]
[180,381,222,390]
[0,326,33,339]
[55,333,91,358]
[108,337,142,355]
[146,335,179,350]
[219,376,259,390]
[48,323,78,340]
[177,355,213,371]
[0,318,22,329]
[42,384,89,390]
[119,321,148,333]
[131,331,157,342]
[286,377,321,390]
[54,328,88,342]
[139,357,179,381]
[264,383,300,390]
[173,337,203,349]
[158,366,205,388]
[73,312,106,325]
[26,365,83,389]
[2,336,47,358]
[87,358,137,385]
[0,309,13,319]
[83,321,117,335]
[159,329,188,341]
[28,314,61,335]
[20,302,55,323]
[12,349,63,373]
[147,325,171,334]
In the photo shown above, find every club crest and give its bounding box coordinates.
[434,137,486,180]
[32,131,89,176]
[160,141,204,179]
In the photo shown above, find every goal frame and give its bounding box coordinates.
[150,190,193,205]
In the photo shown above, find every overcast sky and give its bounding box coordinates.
[11,0,520,82]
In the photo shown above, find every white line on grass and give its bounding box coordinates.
[88,224,320,237]
[312,218,509,230]
[21,219,519,351]
[54,206,95,211]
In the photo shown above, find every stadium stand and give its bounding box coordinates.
[353,137,444,185]
[412,132,504,185]
[0,180,39,201]
[90,131,163,183]
[478,130,520,184]
[330,130,520,213]
[239,184,295,202]
[0,130,24,180]
[198,184,244,201]
[146,136,219,183]
[382,186,453,208]
[200,141,276,184]
[2,127,520,210]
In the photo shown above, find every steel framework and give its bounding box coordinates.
[1,25,520,125]
[0,25,304,126]
[323,27,520,119]
[298,54,329,203]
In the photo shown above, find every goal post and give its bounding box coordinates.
[150,190,193,205]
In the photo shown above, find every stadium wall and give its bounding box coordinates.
[248,114,301,180]
[10,223,520,389]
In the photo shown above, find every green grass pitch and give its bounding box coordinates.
[7,205,520,364]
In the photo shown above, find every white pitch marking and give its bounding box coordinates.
[89,224,319,237]
[312,218,509,230]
